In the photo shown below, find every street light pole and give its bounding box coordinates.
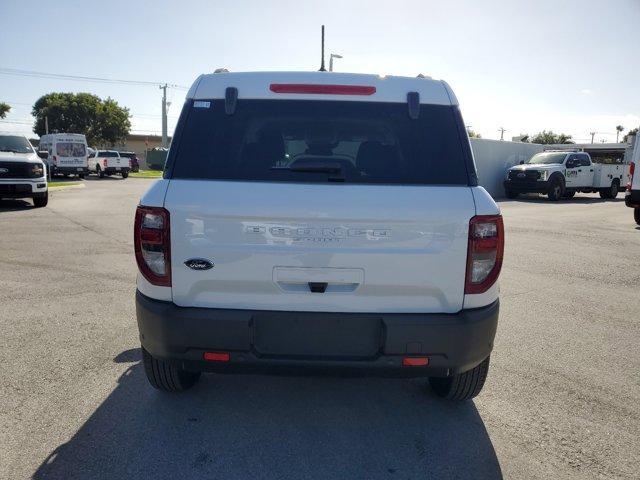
[329,53,343,72]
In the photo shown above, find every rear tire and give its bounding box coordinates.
[32,192,48,208]
[505,190,518,199]
[97,165,104,178]
[142,347,200,392]
[635,208,640,225]
[428,356,490,401]
[547,176,564,201]
[121,171,129,179]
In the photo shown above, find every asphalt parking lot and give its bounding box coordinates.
[1,178,638,480]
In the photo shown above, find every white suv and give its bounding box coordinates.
[134,71,503,401]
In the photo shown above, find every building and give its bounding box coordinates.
[104,134,171,169]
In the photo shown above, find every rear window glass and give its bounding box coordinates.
[170,100,469,185]
[119,152,135,159]
[98,151,119,157]
[56,142,86,157]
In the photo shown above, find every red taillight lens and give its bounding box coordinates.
[269,84,376,95]
[103,158,108,168]
[203,352,230,362]
[53,155,57,165]
[465,215,504,294]
[628,162,635,191]
[134,206,171,286]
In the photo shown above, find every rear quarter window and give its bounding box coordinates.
[169,99,472,185]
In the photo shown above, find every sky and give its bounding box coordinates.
[0,0,638,143]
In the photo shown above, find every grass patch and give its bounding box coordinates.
[130,170,163,178]
[48,180,81,188]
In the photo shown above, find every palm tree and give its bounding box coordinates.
[616,125,624,143]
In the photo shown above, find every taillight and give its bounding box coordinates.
[269,84,376,95]
[129,159,132,168]
[53,155,57,165]
[627,162,635,191]
[103,158,108,168]
[134,206,171,286]
[465,215,504,294]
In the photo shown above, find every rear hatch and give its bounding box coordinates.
[164,97,476,313]
[55,141,87,168]
[100,151,127,169]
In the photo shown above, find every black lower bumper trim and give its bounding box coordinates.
[504,180,548,194]
[136,291,499,377]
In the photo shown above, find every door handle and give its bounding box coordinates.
[578,169,582,172]
[590,169,593,172]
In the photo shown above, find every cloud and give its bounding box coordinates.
[580,88,594,95]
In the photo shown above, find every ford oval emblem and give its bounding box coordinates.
[184,258,214,270]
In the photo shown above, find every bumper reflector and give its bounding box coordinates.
[203,352,230,362]
[402,357,429,367]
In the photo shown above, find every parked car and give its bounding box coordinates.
[134,71,503,400]
[625,138,640,224]
[38,133,88,178]
[118,151,139,172]
[504,150,629,200]
[88,150,130,178]
[0,132,48,207]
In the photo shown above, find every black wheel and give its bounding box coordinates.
[33,192,48,208]
[97,165,104,178]
[142,347,200,392]
[563,190,575,199]
[78,174,85,179]
[121,171,129,179]
[547,176,564,201]
[505,190,518,199]
[609,181,619,199]
[635,208,640,225]
[428,356,490,401]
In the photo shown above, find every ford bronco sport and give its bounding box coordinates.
[134,71,503,401]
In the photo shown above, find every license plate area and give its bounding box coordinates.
[252,313,382,359]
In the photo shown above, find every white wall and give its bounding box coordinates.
[470,139,543,198]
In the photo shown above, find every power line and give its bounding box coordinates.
[0,67,188,90]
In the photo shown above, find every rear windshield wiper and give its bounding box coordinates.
[271,161,346,181]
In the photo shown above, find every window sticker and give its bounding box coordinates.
[193,101,211,108]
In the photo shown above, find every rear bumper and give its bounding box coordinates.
[52,166,88,175]
[625,189,640,208]
[104,167,130,175]
[503,179,548,194]
[0,179,48,198]
[136,291,499,377]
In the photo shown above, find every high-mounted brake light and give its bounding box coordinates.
[465,215,504,294]
[134,206,171,286]
[269,84,376,95]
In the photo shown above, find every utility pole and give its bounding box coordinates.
[160,84,168,147]
[498,127,506,141]
[45,116,49,134]
[590,131,595,144]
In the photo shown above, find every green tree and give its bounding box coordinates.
[623,127,638,143]
[32,93,131,145]
[615,125,624,143]
[530,130,574,144]
[467,129,481,138]
[0,102,10,119]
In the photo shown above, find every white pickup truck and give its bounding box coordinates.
[134,71,503,401]
[504,151,628,201]
[625,137,640,224]
[88,150,130,178]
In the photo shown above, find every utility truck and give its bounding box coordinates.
[504,150,628,201]
[134,71,503,401]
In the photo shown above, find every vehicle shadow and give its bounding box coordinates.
[83,176,126,181]
[0,199,34,211]
[33,348,502,480]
